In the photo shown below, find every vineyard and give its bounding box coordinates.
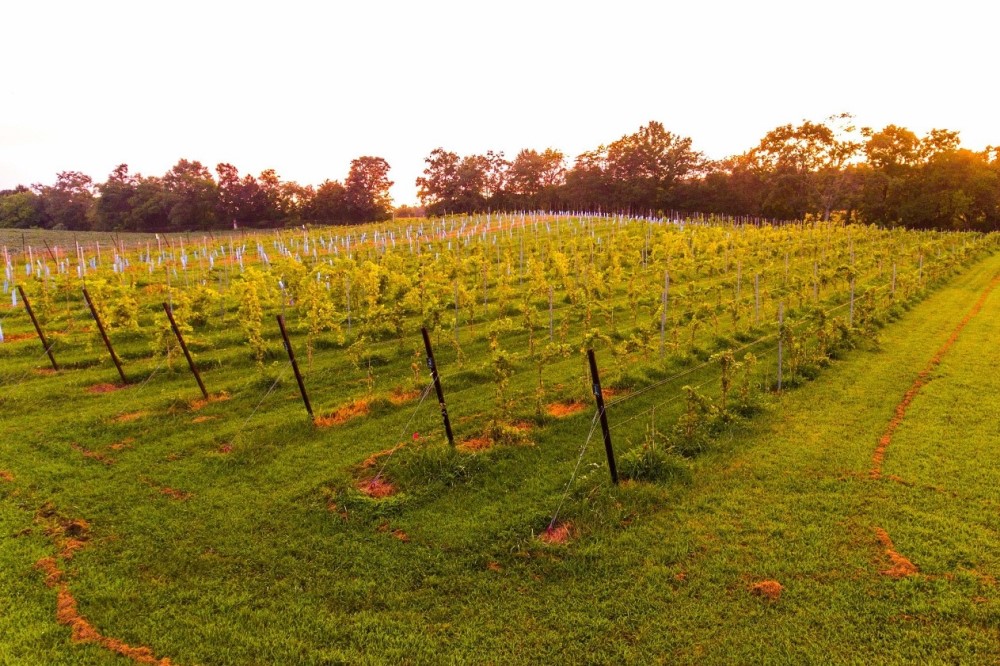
[1,215,999,664]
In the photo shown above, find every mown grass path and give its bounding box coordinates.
[617,252,1000,663]
[1,253,999,664]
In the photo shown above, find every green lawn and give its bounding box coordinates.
[1,250,998,664]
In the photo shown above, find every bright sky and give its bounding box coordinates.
[1,0,996,205]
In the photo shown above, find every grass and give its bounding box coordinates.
[1,228,999,663]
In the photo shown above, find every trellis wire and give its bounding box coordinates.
[369,380,436,485]
[548,409,602,530]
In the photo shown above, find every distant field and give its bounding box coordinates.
[1,228,180,252]
[1,215,998,664]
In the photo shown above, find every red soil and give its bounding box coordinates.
[315,399,371,427]
[326,502,349,520]
[53,581,173,665]
[458,436,493,452]
[487,561,503,572]
[70,443,114,466]
[972,571,996,587]
[749,580,784,601]
[376,523,410,542]
[0,470,13,482]
[60,538,88,559]
[360,443,405,469]
[540,522,573,544]
[189,392,230,411]
[871,274,1000,479]
[87,383,125,394]
[158,487,192,501]
[358,476,396,498]
[34,556,62,587]
[111,411,147,424]
[388,387,421,405]
[109,437,135,451]
[3,332,36,342]
[35,509,91,559]
[884,474,913,486]
[191,415,217,424]
[546,400,586,418]
[138,477,192,501]
[34,504,170,664]
[874,527,919,578]
[217,443,234,454]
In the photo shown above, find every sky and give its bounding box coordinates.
[1,0,996,205]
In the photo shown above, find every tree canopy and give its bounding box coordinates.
[3,116,999,231]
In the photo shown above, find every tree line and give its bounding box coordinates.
[0,156,393,232]
[417,116,1000,231]
[3,115,999,231]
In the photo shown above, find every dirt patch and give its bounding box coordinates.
[326,502,349,520]
[361,443,405,469]
[602,387,629,400]
[138,477,192,501]
[70,443,114,466]
[458,436,493,452]
[487,561,503,572]
[111,411,147,424]
[546,400,587,418]
[0,470,13,482]
[53,580,173,664]
[34,556,63,587]
[191,415,217,424]
[874,527,919,578]
[315,399,370,427]
[388,387,421,405]
[158,487,192,501]
[540,522,573,545]
[974,571,997,587]
[217,443,234,454]
[87,383,125,394]
[884,474,913,486]
[376,522,410,542]
[357,476,396,498]
[3,332,36,343]
[871,378,928,479]
[872,274,1000,479]
[34,507,91,562]
[749,580,784,601]
[33,368,58,376]
[189,391,230,411]
[60,538,88,559]
[109,437,135,451]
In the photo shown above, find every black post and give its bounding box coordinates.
[17,286,58,371]
[587,348,618,485]
[42,240,58,264]
[82,287,127,384]
[276,314,313,420]
[162,302,208,399]
[421,326,455,446]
